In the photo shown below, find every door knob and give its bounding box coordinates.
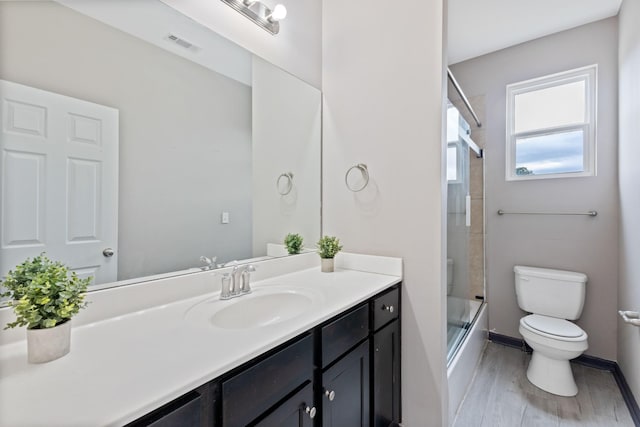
[325,389,336,401]
[103,248,115,257]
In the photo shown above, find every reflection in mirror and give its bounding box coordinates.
[0,0,321,289]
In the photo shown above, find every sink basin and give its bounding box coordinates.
[185,287,318,330]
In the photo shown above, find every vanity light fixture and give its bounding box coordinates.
[221,0,287,35]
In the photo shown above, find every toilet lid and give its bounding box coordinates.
[522,314,585,338]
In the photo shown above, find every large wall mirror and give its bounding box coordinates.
[0,0,321,290]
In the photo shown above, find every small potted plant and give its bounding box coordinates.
[316,235,343,273]
[1,254,91,363]
[284,233,304,255]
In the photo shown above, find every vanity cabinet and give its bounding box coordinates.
[125,382,218,427]
[321,340,370,427]
[371,287,401,427]
[127,284,401,427]
[253,383,315,427]
[372,320,400,427]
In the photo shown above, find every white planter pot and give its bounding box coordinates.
[27,320,71,364]
[321,258,335,273]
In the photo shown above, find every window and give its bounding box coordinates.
[505,65,597,180]
[447,143,459,182]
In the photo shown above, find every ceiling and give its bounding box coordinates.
[448,0,623,64]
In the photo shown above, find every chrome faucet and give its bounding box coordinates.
[199,256,217,271]
[219,263,257,300]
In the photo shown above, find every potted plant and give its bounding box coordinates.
[1,254,90,363]
[316,235,343,273]
[284,233,304,255]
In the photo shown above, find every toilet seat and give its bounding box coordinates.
[520,314,587,342]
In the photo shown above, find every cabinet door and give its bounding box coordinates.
[373,320,401,427]
[254,383,315,427]
[321,340,370,427]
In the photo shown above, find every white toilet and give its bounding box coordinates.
[514,265,589,397]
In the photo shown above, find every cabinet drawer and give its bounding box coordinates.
[222,334,313,427]
[321,304,369,368]
[254,382,315,427]
[372,287,399,331]
[127,391,202,427]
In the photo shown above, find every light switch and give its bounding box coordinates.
[221,211,229,224]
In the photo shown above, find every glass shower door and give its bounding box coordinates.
[446,104,483,364]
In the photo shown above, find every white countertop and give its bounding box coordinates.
[0,255,401,427]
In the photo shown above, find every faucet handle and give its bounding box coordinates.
[240,265,256,294]
[200,256,218,270]
[219,273,233,300]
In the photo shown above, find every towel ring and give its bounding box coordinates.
[345,164,369,192]
[277,172,294,195]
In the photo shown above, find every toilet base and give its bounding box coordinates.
[526,351,578,397]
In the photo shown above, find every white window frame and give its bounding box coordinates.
[505,65,597,181]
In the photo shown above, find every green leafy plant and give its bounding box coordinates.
[284,233,304,255]
[316,236,343,259]
[0,254,90,330]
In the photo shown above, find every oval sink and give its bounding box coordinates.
[185,288,317,330]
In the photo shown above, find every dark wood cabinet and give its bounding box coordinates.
[373,320,401,427]
[321,340,370,427]
[222,334,313,427]
[128,284,401,427]
[125,383,217,427]
[253,383,315,427]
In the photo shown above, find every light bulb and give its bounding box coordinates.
[268,4,287,22]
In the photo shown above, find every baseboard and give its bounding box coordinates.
[488,332,528,351]
[488,332,640,426]
[614,364,640,427]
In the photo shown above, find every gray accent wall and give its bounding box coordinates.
[618,0,640,406]
[450,18,619,360]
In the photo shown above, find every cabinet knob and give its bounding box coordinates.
[305,406,317,419]
[325,389,336,401]
[382,304,394,313]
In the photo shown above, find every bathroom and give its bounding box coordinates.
[0,0,639,426]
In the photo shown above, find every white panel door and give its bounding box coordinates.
[0,80,118,285]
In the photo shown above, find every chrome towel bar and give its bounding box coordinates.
[497,209,597,217]
[619,310,640,327]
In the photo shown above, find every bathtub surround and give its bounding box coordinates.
[450,17,619,361]
[618,0,640,423]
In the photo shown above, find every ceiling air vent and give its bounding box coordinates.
[166,34,200,52]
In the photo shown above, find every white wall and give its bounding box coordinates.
[0,1,253,280]
[161,0,322,89]
[252,56,321,255]
[451,18,619,360]
[618,0,640,405]
[322,0,447,425]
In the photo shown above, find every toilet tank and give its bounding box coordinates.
[514,265,587,320]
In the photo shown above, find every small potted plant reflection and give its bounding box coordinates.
[1,253,90,363]
[284,233,304,255]
[316,236,343,273]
